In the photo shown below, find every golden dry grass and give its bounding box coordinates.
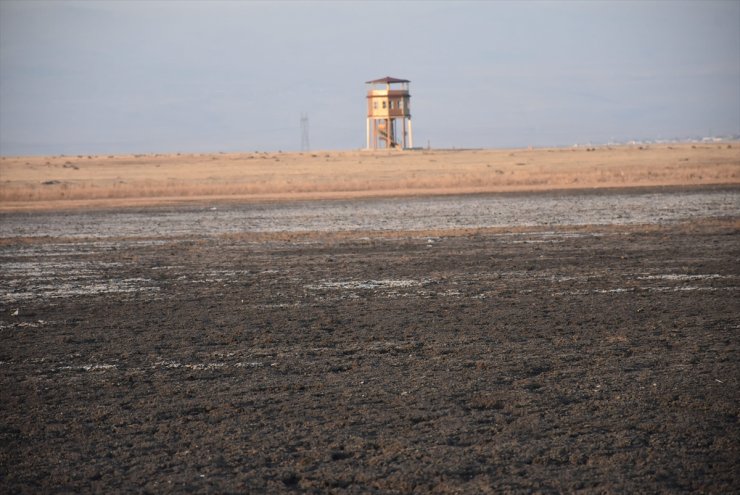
[1,143,738,211]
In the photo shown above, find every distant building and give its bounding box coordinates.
[366,77,413,150]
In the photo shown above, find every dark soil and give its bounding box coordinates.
[1,213,738,492]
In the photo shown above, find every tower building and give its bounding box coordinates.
[366,76,413,150]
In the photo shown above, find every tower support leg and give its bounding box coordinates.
[402,117,407,149]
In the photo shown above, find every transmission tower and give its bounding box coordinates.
[300,113,310,151]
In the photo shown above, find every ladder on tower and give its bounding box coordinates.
[377,122,397,148]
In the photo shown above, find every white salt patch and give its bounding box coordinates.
[257,303,304,309]
[154,360,182,369]
[553,286,737,296]
[2,279,159,303]
[83,364,117,371]
[649,286,734,292]
[182,362,227,371]
[153,360,261,371]
[636,274,728,281]
[2,190,738,238]
[57,363,117,372]
[235,362,264,368]
[509,239,565,244]
[305,279,427,290]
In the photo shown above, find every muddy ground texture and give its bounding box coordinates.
[1,198,739,492]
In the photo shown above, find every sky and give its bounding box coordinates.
[0,0,738,155]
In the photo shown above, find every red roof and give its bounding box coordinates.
[366,76,410,84]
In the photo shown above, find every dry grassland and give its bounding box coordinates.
[1,143,738,211]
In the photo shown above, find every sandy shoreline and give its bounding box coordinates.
[1,143,738,211]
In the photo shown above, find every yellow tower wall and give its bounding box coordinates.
[367,90,411,118]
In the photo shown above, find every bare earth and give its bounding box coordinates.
[1,146,739,493]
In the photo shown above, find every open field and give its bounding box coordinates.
[1,143,738,210]
[1,186,738,492]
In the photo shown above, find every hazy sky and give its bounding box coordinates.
[1,0,738,155]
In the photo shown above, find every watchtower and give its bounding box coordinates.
[366,76,413,150]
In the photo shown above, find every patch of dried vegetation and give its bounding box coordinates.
[1,144,738,210]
